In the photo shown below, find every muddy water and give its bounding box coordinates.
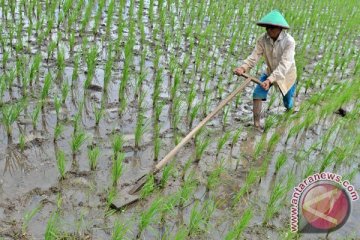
[1,73,359,239]
[1,1,360,240]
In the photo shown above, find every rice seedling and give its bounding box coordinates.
[88,146,100,171]
[69,31,76,54]
[71,130,88,155]
[187,201,204,237]
[254,135,267,159]
[44,212,59,240]
[154,133,161,161]
[114,25,125,59]
[170,71,181,102]
[319,150,335,172]
[263,182,287,225]
[135,112,148,150]
[217,76,225,100]
[137,0,144,21]
[106,187,117,211]
[201,89,211,117]
[71,54,80,87]
[178,171,197,208]
[0,78,5,105]
[186,81,196,115]
[94,105,104,127]
[103,45,114,93]
[234,91,242,108]
[303,163,316,179]
[56,48,65,81]
[22,204,43,235]
[264,115,276,132]
[229,127,242,158]
[15,58,24,88]
[148,0,154,26]
[54,123,63,142]
[152,27,159,49]
[112,152,124,187]
[224,208,252,240]
[342,166,358,183]
[84,45,98,89]
[2,51,9,72]
[140,174,155,199]
[153,69,164,108]
[267,132,281,152]
[181,54,190,76]
[158,195,178,237]
[61,82,69,104]
[171,97,183,141]
[19,133,25,152]
[1,102,24,138]
[118,74,129,113]
[5,70,15,94]
[56,149,67,180]
[1,1,7,21]
[159,161,175,189]
[137,198,163,238]
[233,169,258,206]
[201,197,217,227]
[80,0,94,35]
[274,152,287,175]
[173,226,188,240]
[180,158,193,182]
[47,40,57,63]
[206,160,225,192]
[295,141,320,164]
[15,32,24,58]
[135,71,147,99]
[7,22,15,52]
[216,131,231,159]
[188,103,200,129]
[21,73,30,98]
[53,95,61,122]
[31,103,42,130]
[30,53,42,86]
[194,126,205,147]
[195,136,210,162]
[56,10,64,32]
[105,0,115,39]
[112,220,128,240]
[41,72,52,105]
[112,134,123,158]
[92,0,105,37]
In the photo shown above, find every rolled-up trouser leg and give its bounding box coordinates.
[282,83,296,110]
[252,74,268,128]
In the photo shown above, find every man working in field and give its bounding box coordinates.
[234,10,297,129]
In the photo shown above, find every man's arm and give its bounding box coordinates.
[234,36,264,75]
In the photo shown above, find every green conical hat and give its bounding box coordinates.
[257,10,290,29]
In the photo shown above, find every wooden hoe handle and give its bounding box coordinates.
[154,75,257,171]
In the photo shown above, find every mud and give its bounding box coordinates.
[0,1,359,240]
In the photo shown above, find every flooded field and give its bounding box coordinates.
[0,0,359,239]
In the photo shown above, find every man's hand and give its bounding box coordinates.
[261,79,271,90]
[233,67,245,76]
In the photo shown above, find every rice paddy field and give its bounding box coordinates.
[0,0,359,239]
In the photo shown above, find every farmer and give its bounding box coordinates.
[234,10,297,129]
